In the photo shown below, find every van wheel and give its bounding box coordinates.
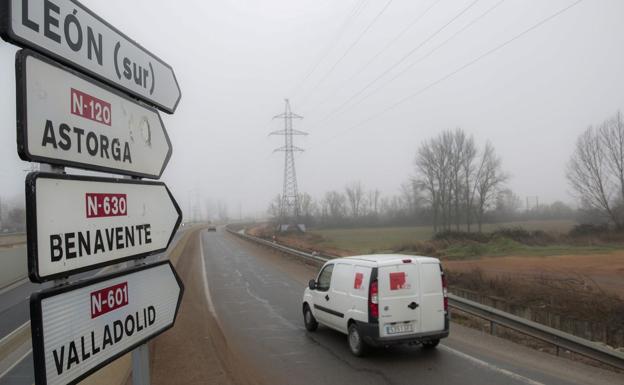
[348,323,367,356]
[422,339,440,349]
[303,305,318,331]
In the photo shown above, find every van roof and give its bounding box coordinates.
[333,254,440,267]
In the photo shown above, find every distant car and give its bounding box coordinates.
[207,225,217,232]
[302,255,449,356]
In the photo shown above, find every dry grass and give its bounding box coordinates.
[447,268,624,347]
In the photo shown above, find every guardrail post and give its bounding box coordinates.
[490,321,496,335]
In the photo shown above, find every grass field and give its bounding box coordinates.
[309,220,578,254]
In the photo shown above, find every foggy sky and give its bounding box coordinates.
[1,0,623,219]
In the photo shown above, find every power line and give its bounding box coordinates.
[312,0,506,127]
[289,0,369,99]
[303,0,443,114]
[298,0,395,105]
[308,0,480,127]
[312,0,585,149]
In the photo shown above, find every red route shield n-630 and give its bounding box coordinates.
[25,172,182,282]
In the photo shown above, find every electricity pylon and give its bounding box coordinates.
[271,99,307,224]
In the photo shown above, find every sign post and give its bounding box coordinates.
[30,261,184,385]
[1,0,182,113]
[25,172,182,282]
[2,2,183,383]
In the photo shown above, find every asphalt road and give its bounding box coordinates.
[0,227,190,385]
[200,229,624,385]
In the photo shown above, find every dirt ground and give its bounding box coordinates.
[444,252,624,298]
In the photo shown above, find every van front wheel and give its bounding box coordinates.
[303,305,318,331]
[348,323,368,356]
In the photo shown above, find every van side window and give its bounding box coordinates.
[316,264,334,291]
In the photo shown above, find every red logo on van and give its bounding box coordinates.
[354,273,364,289]
[390,272,407,290]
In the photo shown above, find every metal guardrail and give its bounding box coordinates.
[226,226,624,371]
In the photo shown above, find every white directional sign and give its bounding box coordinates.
[1,0,181,113]
[16,50,172,179]
[26,172,182,282]
[30,261,183,385]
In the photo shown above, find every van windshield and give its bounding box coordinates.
[316,264,334,291]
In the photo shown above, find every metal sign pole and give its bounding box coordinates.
[128,173,151,385]
[132,344,151,385]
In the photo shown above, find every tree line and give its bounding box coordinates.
[268,127,579,231]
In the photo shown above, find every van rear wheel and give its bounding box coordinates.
[422,339,440,349]
[303,305,318,331]
[348,323,368,356]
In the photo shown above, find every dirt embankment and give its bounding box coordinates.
[445,252,624,298]
[149,229,260,385]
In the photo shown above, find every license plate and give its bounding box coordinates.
[386,323,413,335]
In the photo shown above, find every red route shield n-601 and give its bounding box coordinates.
[30,261,184,385]
[25,172,182,282]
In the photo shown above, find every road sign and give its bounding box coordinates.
[26,172,182,282]
[0,0,181,113]
[30,260,184,385]
[16,50,172,179]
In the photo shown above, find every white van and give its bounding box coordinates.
[302,255,449,356]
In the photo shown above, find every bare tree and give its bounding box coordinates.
[567,122,620,226]
[415,128,482,232]
[496,188,522,215]
[345,181,365,218]
[475,142,507,232]
[415,140,440,231]
[367,189,381,215]
[298,193,317,219]
[322,191,347,219]
[462,136,478,231]
[267,194,281,219]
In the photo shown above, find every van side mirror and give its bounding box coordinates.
[308,279,316,290]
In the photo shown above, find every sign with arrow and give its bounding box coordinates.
[16,49,172,179]
[1,0,181,113]
[30,260,184,385]
[26,172,182,282]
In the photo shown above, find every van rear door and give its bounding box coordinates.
[418,261,445,333]
[377,261,421,337]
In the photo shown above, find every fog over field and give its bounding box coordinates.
[1,0,624,219]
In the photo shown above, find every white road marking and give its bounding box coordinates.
[440,345,546,385]
[0,277,29,297]
[0,348,31,380]
[199,231,217,317]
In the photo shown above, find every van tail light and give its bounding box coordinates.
[441,268,448,313]
[369,279,379,320]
